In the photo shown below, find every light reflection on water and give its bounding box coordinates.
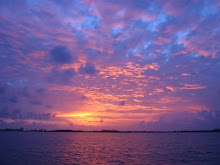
[0,132,220,164]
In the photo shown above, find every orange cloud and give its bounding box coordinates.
[180,84,206,90]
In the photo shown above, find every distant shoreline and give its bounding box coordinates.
[0,128,220,133]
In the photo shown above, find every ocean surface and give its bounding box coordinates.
[0,132,220,165]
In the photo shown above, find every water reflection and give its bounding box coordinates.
[0,132,220,164]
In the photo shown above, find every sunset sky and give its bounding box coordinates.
[0,0,220,131]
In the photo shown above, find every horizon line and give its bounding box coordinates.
[1,128,220,133]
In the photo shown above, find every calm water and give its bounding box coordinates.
[0,132,220,165]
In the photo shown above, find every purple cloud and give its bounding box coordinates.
[0,0,220,130]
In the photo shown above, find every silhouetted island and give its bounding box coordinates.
[0,128,220,133]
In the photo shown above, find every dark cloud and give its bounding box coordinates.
[8,96,18,103]
[29,100,43,105]
[62,68,76,77]
[87,48,102,60]
[133,110,220,131]
[0,87,6,94]
[0,107,8,118]
[45,105,52,108]
[25,112,55,120]
[49,46,74,64]
[198,110,220,121]
[0,107,55,120]
[119,101,125,106]
[36,88,45,94]
[48,68,76,84]
[81,95,87,100]
[21,87,31,97]
[79,63,98,75]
